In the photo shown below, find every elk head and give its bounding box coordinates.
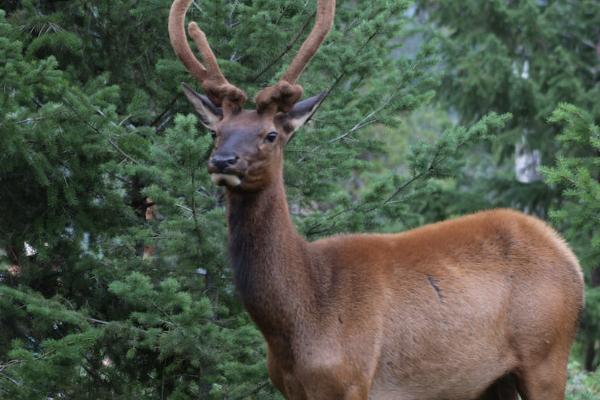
[169,0,335,191]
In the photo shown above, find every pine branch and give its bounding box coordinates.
[0,360,21,373]
[107,136,141,165]
[230,380,271,400]
[252,11,316,82]
[62,97,142,165]
[151,95,179,130]
[0,371,21,387]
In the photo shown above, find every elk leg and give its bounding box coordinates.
[516,354,569,400]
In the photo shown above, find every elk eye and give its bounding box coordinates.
[210,130,217,140]
[265,131,278,143]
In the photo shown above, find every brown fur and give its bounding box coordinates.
[179,39,583,400]
[224,168,583,400]
[168,1,584,398]
[198,109,583,400]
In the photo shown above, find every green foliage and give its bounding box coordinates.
[296,111,511,236]
[543,104,600,269]
[0,0,596,398]
[567,362,600,400]
[541,104,600,369]
[417,0,600,213]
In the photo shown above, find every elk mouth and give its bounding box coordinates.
[210,173,242,187]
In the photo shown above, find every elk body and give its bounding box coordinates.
[168,1,584,399]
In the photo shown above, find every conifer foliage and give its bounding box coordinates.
[542,104,600,373]
[418,0,600,212]
[2,0,589,398]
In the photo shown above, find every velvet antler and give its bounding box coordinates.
[169,0,246,110]
[255,0,336,113]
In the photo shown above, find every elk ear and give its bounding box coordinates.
[182,83,223,130]
[278,93,326,142]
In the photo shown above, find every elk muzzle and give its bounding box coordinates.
[208,153,244,187]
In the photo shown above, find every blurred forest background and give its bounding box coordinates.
[0,0,599,398]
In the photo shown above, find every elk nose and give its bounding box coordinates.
[210,153,239,172]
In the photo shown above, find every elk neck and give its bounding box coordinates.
[225,171,317,336]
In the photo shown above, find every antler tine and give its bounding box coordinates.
[255,0,336,113]
[168,0,208,82]
[187,22,223,79]
[282,0,336,84]
[169,0,246,109]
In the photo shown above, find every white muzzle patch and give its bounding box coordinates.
[210,173,242,187]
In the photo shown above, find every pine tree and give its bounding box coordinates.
[542,104,600,372]
[417,0,600,213]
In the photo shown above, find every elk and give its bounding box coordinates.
[168,1,584,399]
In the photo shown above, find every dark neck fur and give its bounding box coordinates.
[226,176,311,334]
